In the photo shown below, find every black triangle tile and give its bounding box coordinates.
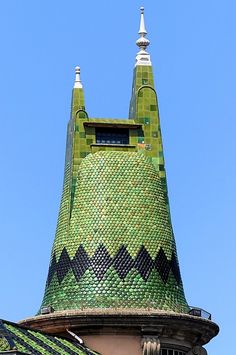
[71,245,90,281]
[154,247,171,283]
[113,245,134,279]
[134,245,154,281]
[46,253,57,286]
[170,252,181,285]
[90,245,113,281]
[56,247,71,283]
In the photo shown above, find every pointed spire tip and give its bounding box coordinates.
[138,6,147,35]
[74,65,83,89]
[135,7,152,66]
[136,6,150,50]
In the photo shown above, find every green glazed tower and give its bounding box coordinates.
[39,14,188,315]
[22,8,219,355]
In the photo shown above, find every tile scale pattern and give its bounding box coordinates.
[41,151,188,312]
[40,59,189,313]
[51,86,86,259]
[0,320,99,354]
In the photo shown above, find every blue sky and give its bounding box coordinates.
[0,0,234,353]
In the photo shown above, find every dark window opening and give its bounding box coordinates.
[96,127,129,145]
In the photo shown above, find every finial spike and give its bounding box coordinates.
[74,66,83,89]
[139,7,147,35]
[135,7,151,66]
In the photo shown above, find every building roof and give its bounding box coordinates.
[37,6,189,318]
[0,319,99,355]
[41,151,188,313]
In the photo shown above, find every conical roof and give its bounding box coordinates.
[39,8,189,315]
[41,151,188,312]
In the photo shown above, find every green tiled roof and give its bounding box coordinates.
[0,320,99,354]
[39,61,189,315]
[41,151,188,313]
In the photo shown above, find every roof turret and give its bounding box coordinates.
[36,6,188,321]
[18,9,219,354]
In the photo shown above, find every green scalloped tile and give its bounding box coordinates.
[39,61,189,317]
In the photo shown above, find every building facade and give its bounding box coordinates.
[0,8,219,355]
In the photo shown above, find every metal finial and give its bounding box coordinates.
[136,7,150,51]
[75,66,80,75]
[138,6,147,36]
[74,66,83,89]
[135,7,152,66]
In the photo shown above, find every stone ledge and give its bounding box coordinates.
[19,309,219,346]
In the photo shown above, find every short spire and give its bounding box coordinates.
[135,7,151,66]
[74,66,83,89]
[138,7,147,36]
[136,7,150,53]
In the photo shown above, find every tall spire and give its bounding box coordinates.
[139,7,147,33]
[135,7,151,66]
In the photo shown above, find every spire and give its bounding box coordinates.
[137,7,149,47]
[139,7,146,34]
[135,7,151,66]
[71,65,86,117]
[74,66,83,89]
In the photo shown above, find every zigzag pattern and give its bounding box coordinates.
[46,245,181,286]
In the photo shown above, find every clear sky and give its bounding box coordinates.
[0,0,233,353]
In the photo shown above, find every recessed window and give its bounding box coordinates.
[96,127,129,145]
